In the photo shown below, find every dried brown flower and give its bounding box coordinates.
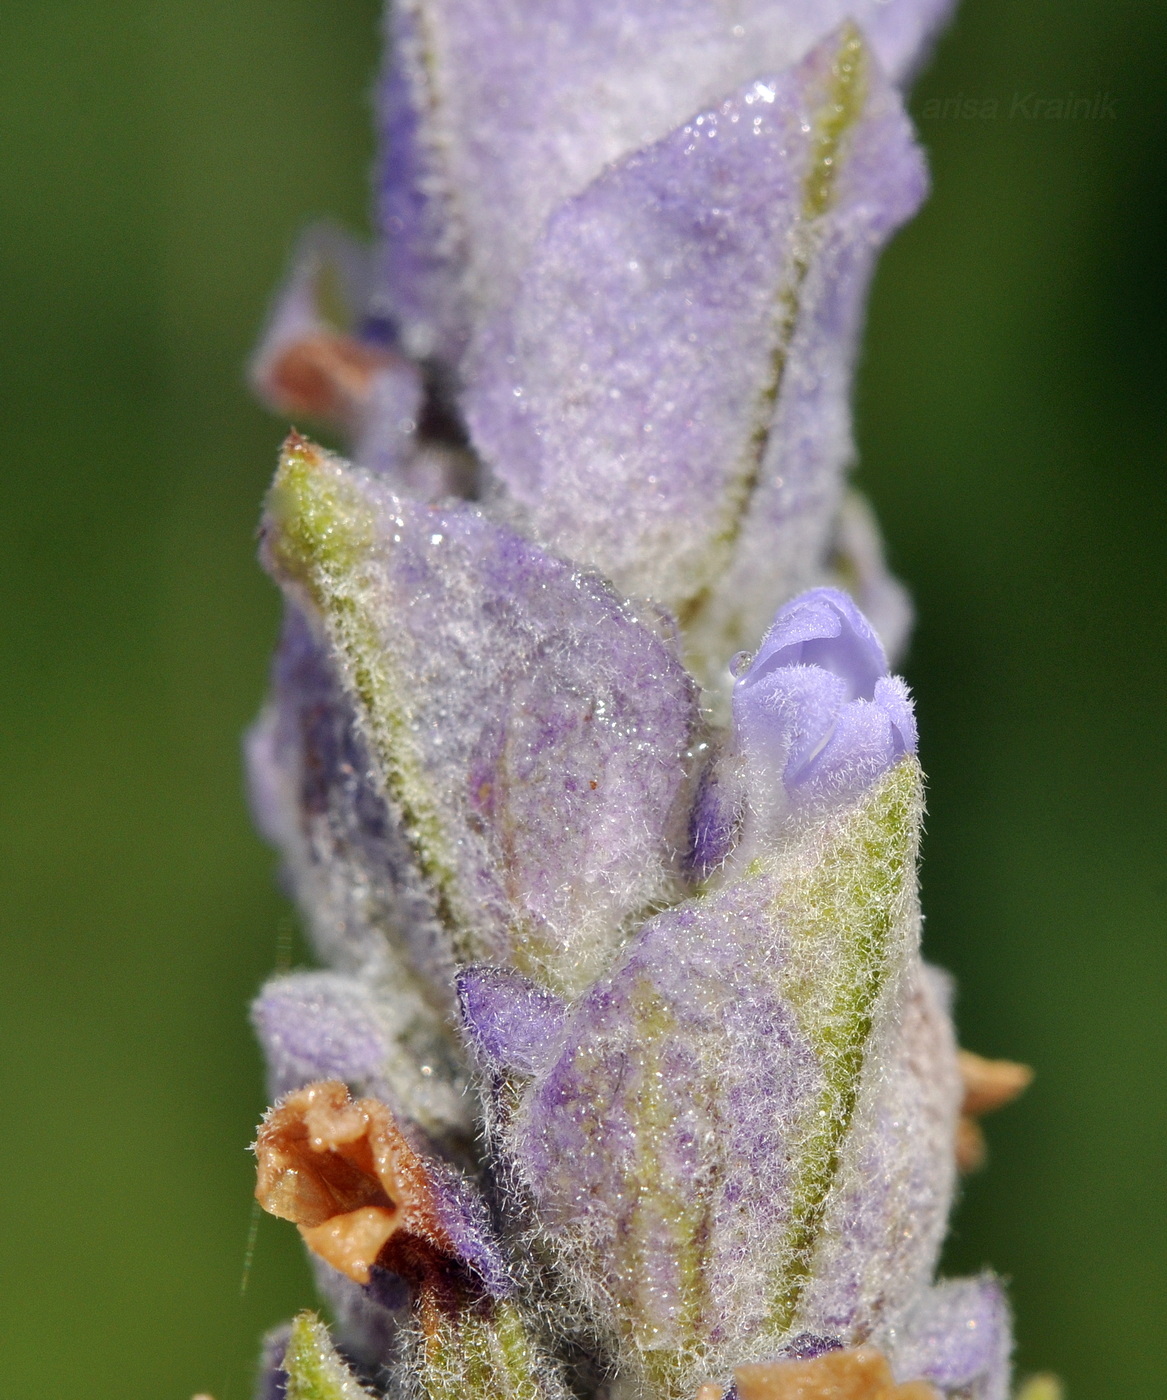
[956,1051,1034,1172]
[254,1079,453,1286]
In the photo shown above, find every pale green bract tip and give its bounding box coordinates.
[419,1298,565,1400]
[803,23,869,223]
[766,757,923,1331]
[260,436,461,943]
[264,436,377,603]
[284,1311,375,1400]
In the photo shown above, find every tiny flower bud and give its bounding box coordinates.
[251,970,471,1145]
[731,588,916,849]
[282,1310,374,1400]
[253,973,389,1100]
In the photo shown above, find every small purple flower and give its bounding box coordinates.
[734,586,917,816]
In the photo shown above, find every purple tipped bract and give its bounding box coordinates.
[893,1276,1013,1400]
[252,971,389,1101]
[457,966,567,1077]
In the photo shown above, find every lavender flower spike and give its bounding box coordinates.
[239,0,1049,1395]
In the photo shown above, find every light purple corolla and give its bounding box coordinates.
[734,587,917,830]
[238,4,1038,1400]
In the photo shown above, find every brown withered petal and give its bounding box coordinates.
[301,1205,403,1282]
[954,1050,1033,1171]
[958,1050,1033,1118]
[954,1114,988,1173]
[734,1347,941,1400]
[254,1079,451,1285]
[264,332,398,424]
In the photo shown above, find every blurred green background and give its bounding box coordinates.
[0,1,1162,1396]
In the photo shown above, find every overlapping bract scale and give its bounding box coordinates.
[376,0,953,361]
[251,968,471,1146]
[464,32,926,689]
[484,761,959,1389]
[259,436,698,999]
[892,1276,1013,1400]
[246,604,474,1144]
[791,962,960,1346]
[246,605,449,987]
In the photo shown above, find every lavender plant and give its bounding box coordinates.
[240,4,1045,1398]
